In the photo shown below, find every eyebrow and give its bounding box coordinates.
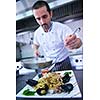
[35,14,48,20]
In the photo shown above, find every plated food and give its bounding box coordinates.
[26,71,73,95]
[16,70,82,98]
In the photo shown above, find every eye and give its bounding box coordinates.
[42,15,48,19]
[36,17,40,21]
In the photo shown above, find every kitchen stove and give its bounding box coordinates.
[69,54,83,70]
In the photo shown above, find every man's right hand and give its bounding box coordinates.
[33,44,40,57]
[34,50,40,57]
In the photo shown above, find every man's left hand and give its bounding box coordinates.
[64,34,82,49]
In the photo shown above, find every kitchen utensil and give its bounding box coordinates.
[73,27,81,34]
[22,57,52,69]
[37,59,52,68]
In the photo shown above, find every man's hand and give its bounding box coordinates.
[64,34,82,49]
[34,49,40,57]
[33,44,40,57]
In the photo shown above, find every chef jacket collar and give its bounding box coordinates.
[40,22,53,33]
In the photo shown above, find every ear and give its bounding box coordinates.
[50,11,53,18]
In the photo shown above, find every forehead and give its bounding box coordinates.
[33,6,49,18]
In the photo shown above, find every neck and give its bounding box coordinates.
[45,22,52,32]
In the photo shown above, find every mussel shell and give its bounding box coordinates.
[62,73,71,83]
[26,79,38,87]
[36,88,46,95]
[36,84,49,95]
[61,83,73,93]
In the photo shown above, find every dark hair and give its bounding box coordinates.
[32,0,51,14]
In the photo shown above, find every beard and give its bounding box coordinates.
[42,24,50,32]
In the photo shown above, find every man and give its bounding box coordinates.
[32,0,82,71]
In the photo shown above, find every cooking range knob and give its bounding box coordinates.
[75,59,78,62]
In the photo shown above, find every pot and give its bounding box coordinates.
[21,57,52,69]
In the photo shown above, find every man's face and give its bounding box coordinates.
[33,6,52,32]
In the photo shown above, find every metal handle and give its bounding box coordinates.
[73,27,81,34]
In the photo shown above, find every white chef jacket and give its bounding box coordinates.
[33,21,73,63]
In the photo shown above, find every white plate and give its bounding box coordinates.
[16,70,82,98]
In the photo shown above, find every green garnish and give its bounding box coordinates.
[64,72,71,75]
[23,89,36,96]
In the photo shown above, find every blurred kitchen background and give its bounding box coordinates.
[16,0,83,70]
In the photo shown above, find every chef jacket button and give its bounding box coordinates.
[53,49,55,51]
[43,42,45,44]
[52,41,54,43]
[42,33,44,35]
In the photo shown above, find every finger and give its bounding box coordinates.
[64,36,76,47]
[66,45,73,50]
[67,38,77,45]
[65,34,76,44]
[67,44,76,49]
[67,38,79,49]
[35,51,39,57]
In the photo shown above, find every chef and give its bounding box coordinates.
[32,0,82,71]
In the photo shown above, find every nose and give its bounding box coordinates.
[40,18,45,25]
